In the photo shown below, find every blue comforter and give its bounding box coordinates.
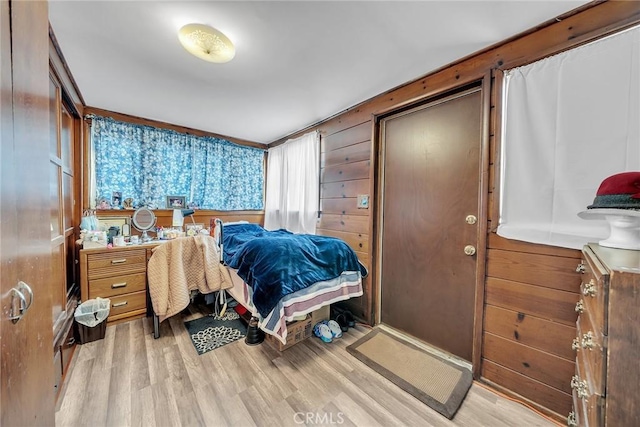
[222,223,367,317]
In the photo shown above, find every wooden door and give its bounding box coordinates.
[50,73,78,337]
[378,87,482,362]
[0,0,56,424]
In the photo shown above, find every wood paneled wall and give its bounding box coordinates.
[316,121,374,320]
[269,1,640,421]
[482,234,582,417]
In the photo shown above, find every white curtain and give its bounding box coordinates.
[498,26,640,249]
[264,131,319,234]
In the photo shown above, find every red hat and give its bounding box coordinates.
[587,172,640,209]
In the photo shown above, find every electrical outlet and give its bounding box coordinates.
[357,194,369,209]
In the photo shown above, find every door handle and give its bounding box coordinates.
[464,245,476,256]
[8,281,34,324]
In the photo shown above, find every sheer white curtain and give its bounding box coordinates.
[264,131,319,234]
[498,26,640,249]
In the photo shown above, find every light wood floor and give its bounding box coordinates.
[56,309,556,427]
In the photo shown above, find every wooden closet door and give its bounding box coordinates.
[379,88,482,362]
[0,0,55,424]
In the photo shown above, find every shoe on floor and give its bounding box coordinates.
[343,310,356,328]
[334,313,349,332]
[313,322,333,343]
[323,319,343,338]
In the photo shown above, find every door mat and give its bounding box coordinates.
[346,328,472,419]
[184,311,247,355]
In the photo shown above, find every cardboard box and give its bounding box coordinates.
[310,305,330,325]
[265,314,313,351]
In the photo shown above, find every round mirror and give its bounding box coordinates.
[132,207,156,242]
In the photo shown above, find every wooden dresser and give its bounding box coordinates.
[79,244,159,324]
[569,244,640,426]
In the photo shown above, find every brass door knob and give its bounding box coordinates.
[465,215,477,225]
[464,245,476,256]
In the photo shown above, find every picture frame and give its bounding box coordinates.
[96,216,131,236]
[185,223,204,236]
[166,195,186,209]
[112,191,122,208]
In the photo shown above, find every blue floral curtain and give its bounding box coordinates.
[91,116,264,210]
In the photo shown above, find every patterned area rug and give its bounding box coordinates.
[184,311,247,355]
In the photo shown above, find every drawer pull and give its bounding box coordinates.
[582,279,597,297]
[572,337,581,351]
[575,300,584,314]
[112,301,128,308]
[111,259,127,265]
[567,411,577,427]
[111,282,127,289]
[575,263,585,273]
[571,375,589,399]
[581,331,595,350]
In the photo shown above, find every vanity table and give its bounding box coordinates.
[78,241,163,324]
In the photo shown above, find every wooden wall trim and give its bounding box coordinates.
[489,68,503,233]
[49,26,84,114]
[471,73,492,379]
[488,233,581,258]
[84,106,266,149]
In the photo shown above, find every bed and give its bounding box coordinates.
[214,219,367,344]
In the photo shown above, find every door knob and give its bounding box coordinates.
[464,245,476,256]
[465,215,477,225]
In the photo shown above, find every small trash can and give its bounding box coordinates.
[74,297,110,344]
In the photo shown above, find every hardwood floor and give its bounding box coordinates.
[56,309,556,427]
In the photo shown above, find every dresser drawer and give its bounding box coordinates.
[580,251,609,334]
[87,249,146,279]
[107,291,146,319]
[89,272,146,299]
[572,359,605,426]
[572,381,586,427]
[576,313,606,397]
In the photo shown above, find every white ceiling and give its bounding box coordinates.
[48,1,589,144]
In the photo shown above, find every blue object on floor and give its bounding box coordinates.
[313,322,333,343]
[323,319,343,338]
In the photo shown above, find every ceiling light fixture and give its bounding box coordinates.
[178,23,235,63]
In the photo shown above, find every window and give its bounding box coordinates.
[264,131,319,234]
[498,26,639,249]
[89,115,265,210]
